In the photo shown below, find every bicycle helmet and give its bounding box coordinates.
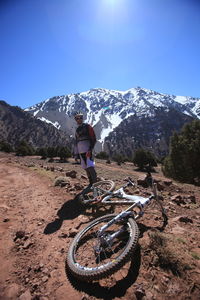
[74,111,83,119]
[74,111,83,118]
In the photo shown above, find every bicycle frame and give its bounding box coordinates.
[92,179,167,245]
[90,179,155,218]
[93,191,153,250]
[102,187,153,206]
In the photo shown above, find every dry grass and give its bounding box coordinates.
[29,166,56,179]
[148,231,192,277]
[190,252,200,260]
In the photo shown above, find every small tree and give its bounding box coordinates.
[0,141,13,153]
[16,140,35,156]
[113,154,125,165]
[96,151,109,160]
[57,146,71,162]
[133,148,157,171]
[37,147,48,159]
[163,120,200,184]
[47,146,57,160]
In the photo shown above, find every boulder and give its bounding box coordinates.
[80,174,87,180]
[156,181,165,191]
[68,228,79,237]
[19,290,32,300]
[187,195,196,204]
[179,216,193,223]
[22,240,33,249]
[74,183,84,191]
[53,176,70,187]
[66,170,77,178]
[171,194,186,205]
[163,179,173,186]
[3,283,21,299]
[13,230,26,241]
[137,176,148,188]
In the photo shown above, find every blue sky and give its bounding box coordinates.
[0,0,200,108]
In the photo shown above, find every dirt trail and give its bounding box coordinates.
[0,157,82,300]
[0,153,200,300]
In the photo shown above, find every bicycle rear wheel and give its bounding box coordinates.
[66,213,139,281]
[78,180,115,206]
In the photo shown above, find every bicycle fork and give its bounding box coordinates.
[95,211,134,252]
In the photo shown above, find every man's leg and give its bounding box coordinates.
[79,153,92,186]
[79,153,97,185]
[79,153,87,169]
[86,155,97,184]
[85,168,92,184]
[86,166,97,184]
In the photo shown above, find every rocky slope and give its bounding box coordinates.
[25,87,200,156]
[0,101,70,148]
[104,107,195,158]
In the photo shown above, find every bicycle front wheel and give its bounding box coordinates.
[78,180,115,206]
[93,180,115,193]
[66,214,139,281]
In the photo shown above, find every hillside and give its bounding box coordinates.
[104,107,194,157]
[0,152,199,300]
[0,101,70,148]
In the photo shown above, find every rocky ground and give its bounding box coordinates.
[0,152,200,300]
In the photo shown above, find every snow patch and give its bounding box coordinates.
[33,110,39,117]
[99,113,122,144]
[175,96,188,105]
[38,117,61,129]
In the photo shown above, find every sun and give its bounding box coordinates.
[103,0,122,7]
[101,0,126,12]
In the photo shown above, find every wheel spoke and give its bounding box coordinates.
[75,222,130,268]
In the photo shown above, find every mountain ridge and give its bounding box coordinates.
[0,100,70,149]
[25,87,199,156]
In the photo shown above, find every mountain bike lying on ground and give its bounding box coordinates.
[66,177,168,282]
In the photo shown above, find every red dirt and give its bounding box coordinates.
[0,152,200,300]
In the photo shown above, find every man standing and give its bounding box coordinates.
[74,112,97,187]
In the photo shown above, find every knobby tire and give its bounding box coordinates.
[66,213,139,281]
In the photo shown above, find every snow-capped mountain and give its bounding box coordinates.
[25,87,200,156]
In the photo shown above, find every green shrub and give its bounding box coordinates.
[96,151,109,160]
[36,147,48,159]
[132,148,157,171]
[163,120,200,184]
[0,141,13,153]
[112,153,125,165]
[47,146,57,158]
[57,146,71,162]
[15,140,35,156]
